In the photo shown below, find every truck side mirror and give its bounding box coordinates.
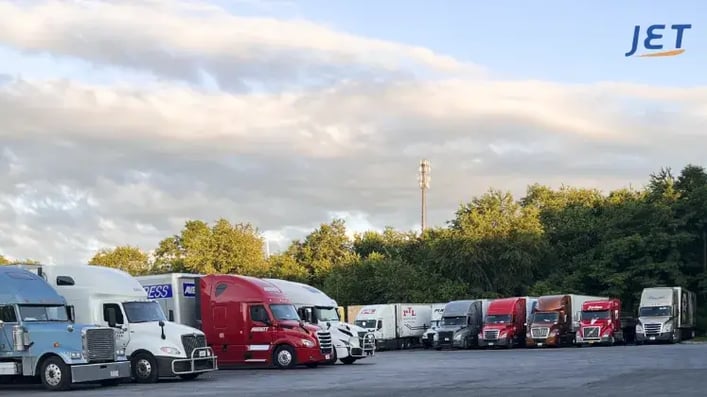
[56,276,75,286]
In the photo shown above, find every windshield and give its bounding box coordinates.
[441,316,466,326]
[639,306,671,317]
[314,307,340,322]
[355,319,381,329]
[123,301,167,323]
[581,310,609,321]
[532,312,558,323]
[270,304,300,321]
[18,305,69,322]
[486,314,512,324]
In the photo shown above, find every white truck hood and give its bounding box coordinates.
[126,321,206,358]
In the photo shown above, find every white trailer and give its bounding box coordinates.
[136,273,202,329]
[262,278,375,364]
[354,304,432,350]
[26,265,216,383]
[636,286,696,343]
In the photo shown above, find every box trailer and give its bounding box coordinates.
[354,304,432,350]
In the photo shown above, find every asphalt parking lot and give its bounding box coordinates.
[4,343,707,396]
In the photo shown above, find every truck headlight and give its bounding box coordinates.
[116,348,126,357]
[663,323,673,333]
[70,352,82,359]
[349,337,360,347]
[160,347,181,355]
[454,333,462,341]
[636,324,643,333]
[301,339,314,348]
[433,333,439,340]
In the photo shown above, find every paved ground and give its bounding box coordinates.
[4,343,707,396]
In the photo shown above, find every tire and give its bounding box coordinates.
[340,356,357,365]
[326,347,338,365]
[178,373,201,381]
[101,378,122,386]
[39,356,72,391]
[131,352,159,383]
[273,345,297,369]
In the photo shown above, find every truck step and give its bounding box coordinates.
[0,362,20,375]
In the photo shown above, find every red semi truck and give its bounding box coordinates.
[478,297,535,348]
[194,274,333,369]
[575,298,634,346]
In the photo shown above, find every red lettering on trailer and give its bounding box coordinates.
[403,307,416,316]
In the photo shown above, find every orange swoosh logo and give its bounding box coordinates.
[639,49,685,57]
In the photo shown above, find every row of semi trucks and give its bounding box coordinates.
[0,263,698,392]
[1,264,376,391]
[349,288,697,350]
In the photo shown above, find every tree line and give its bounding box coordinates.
[2,164,707,330]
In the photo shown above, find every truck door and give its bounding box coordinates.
[247,304,273,363]
[102,303,130,349]
[0,305,17,352]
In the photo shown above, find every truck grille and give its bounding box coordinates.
[484,330,499,340]
[438,331,453,344]
[181,334,207,357]
[644,323,661,336]
[531,327,549,338]
[85,328,115,362]
[583,326,600,339]
[317,331,332,353]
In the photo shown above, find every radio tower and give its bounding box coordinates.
[418,159,431,233]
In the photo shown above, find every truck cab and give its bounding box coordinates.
[196,274,332,369]
[421,303,445,349]
[0,267,131,391]
[263,278,375,365]
[526,295,568,347]
[575,299,624,346]
[433,300,482,350]
[24,264,216,383]
[635,286,696,344]
[479,297,528,348]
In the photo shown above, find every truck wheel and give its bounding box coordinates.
[178,373,201,381]
[273,345,297,369]
[340,356,357,365]
[326,348,338,365]
[132,352,159,383]
[40,356,72,391]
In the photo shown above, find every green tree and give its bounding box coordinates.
[0,254,8,265]
[153,218,268,276]
[89,246,151,276]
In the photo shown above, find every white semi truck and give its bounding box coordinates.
[354,304,432,350]
[636,286,696,344]
[421,303,446,348]
[263,278,375,364]
[19,264,217,383]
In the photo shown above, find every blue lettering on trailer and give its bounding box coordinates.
[183,282,196,297]
[144,284,173,299]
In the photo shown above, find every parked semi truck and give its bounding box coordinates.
[636,286,696,344]
[433,299,490,350]
[263,278,375,365]
[354,304,431,350]
[526,294,607,347]
[575,298,635,346]
[421,303,446,349]
[21,264,217,383]
[138,273,332,369]
[479,296,537,348]
[0,266,131,391]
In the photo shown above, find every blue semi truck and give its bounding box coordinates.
[0,266,132,391]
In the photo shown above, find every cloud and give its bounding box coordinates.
[0,0,484,92]
[0,1,706,264]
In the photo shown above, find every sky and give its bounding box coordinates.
[0,0,706,264]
